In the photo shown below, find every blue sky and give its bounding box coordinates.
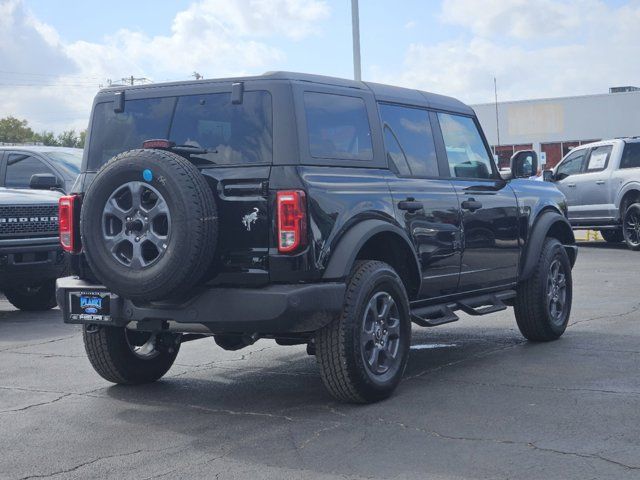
[2,0,639,132]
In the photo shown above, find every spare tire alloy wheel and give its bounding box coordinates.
[103,181,170,269]
[81,149,217,301]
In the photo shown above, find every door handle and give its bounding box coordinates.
[566,183,576,188]
[398,198,423,212]
[461,199,483,211]
[596,180,605,185]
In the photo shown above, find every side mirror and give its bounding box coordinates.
[510,150,538,179]
[543,170,554,182]
[29,173,60,190]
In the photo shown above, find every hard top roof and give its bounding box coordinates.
[98,71,473,115]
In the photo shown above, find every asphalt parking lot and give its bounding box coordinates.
[1,242,639,480]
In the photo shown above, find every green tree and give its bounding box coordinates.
[57,130,80,148]
[78,129,87,148]
[0,116,34,144]
[34,131,60,146]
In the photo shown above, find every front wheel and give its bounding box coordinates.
[83,325,180,384]
[623,203,640,251]
[316,261,411,403]
[514,238,573,341]
[4,280,57,311]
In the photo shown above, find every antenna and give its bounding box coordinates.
[494,77,501,151]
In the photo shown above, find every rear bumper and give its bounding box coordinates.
[56,276,346,334]
[0,237,66,287]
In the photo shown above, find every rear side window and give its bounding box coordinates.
[379,104,438,177]
[586,145,612,172]
[87,91,272,170]
[621,142,640,169]
[5,154,56,188]
[438,113,494,179]
[304,92,373,160]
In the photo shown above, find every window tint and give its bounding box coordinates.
[304,92,373,160]
[438,113,493,179]
[586,145,612,172]
[44,150,82,176]
[88,97,176,169]
[556,149,586,178]
[379,104,438,177]
[621,142,640,169]
[5,154,56,188]
[169,91,272,165]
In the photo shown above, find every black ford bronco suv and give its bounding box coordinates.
[56,72,577,403]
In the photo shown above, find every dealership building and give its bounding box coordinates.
[472,86,640,169]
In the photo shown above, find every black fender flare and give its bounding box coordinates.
[323,219,421,283]
[520,211,577,281]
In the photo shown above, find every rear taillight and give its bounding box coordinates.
[59,195,79,253]
[277,190,307,253]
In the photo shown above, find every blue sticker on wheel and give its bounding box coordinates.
[142,169,153,182]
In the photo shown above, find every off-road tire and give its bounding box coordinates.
[81,149,217,301]
[622,203,640,251]
[83,325,179,384]
[316,261,411,403]
[514,238,572,341]
[600,229,623,243]
[4,280,57,311]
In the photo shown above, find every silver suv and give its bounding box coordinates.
[545,138,640,250]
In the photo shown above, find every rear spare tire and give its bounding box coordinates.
[81,149,217,301]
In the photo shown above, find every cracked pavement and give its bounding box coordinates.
[1,242,639,479]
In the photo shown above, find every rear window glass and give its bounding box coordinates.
[304,92,373,160]
[87,91,272,170]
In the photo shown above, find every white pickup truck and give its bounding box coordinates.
[544,138,640,250]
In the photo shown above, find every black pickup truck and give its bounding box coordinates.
[56,72,577,403]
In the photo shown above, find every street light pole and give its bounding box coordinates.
[351,0,362,81]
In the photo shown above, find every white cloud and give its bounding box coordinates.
[0,0,330,134]
[376,0,640,104]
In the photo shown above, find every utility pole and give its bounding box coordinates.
[494,77,501,151]
[351,0,361,81]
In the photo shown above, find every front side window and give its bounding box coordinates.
[620,142,640,169]
[5,154,56,188]
[556,149,586,179]
[379,104,438,177]
[586,145,612,172]
[44,150,82,176]
[438,113,494,179]
[304,92,373,160]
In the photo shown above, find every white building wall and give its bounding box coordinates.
[472,90,640,148]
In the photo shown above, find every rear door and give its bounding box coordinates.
[86,84,276,285]
[433,112,520,292]
[380,103,462,299]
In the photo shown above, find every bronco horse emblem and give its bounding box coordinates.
[242,208,259,231]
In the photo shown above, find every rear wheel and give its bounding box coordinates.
[316,261,411,403]
[622,203,640,251]
[83,325,180,384]
[4,280,57,311]
[514,238,572,341]
[600,229,623,243]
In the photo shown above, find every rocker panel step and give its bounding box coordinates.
[410,290,516,327]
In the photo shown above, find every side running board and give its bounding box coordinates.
[410,290,516,327]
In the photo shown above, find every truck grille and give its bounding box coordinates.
[0,204,59,238]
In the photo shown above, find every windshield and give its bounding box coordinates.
[44,150,83,176]
[87,90,273,170]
